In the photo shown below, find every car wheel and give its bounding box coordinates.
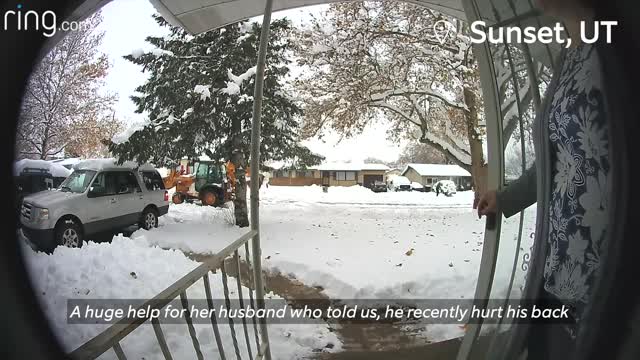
[201,190,217,206]
[140,208,158,230]
[55,220,83,249]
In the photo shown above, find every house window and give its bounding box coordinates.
[275,170,290,178]
[426,177,434,185]
[299,170,313,178]
[336,171,356,181]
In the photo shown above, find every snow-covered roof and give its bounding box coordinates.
[310,162,389,171]
[264,160,294,170]
[402,163,471,177]
[391,175,411,185]
[73,158,157,172]
[14,159,72,178]
[49,158,82,167]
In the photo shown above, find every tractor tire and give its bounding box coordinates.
[201,190,218,207]
[172,193,184,204]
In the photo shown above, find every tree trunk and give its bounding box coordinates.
[463,87,488,201]
[231,117,250,227]
[40,124,50,160]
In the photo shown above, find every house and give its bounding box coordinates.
[384,168,402,182]
[269,167,322,186]
[401,163,472,190]
[315,162,390,188]
[267,162,390,188]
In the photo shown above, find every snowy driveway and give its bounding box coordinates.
[20,185,535,356]
[258,187,485,300]
[135,185,535,343]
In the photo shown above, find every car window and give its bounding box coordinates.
[116,171,141,194]
[90,171,141,196]
[141,171,165,191]
[89,172,111,196]
[60,170,96,193]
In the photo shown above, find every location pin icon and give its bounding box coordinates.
[434,19,453,45]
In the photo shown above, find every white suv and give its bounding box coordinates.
[20,159,169,252]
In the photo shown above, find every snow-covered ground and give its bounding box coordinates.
[21,236,340,359]
[128,185,536,342]
[21,184,535,357]
[261,184,473,207]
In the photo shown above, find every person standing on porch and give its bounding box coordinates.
[475,0,610,358]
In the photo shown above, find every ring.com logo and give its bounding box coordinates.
[3,3,89,38]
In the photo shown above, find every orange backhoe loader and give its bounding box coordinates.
[163,160,237,206]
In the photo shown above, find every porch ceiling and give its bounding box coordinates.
[152,0,561,66]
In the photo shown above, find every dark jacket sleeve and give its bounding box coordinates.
[496,164,537,218]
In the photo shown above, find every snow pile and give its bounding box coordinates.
[21,235,340,358]
[22,236,198,351]
[193,85,211,101]
[14,159,71,178]
[133,203,245,255]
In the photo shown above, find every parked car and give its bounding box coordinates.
[410,182,425,192]
[388,175,412,191]
[20,159,169,252]
[433,179,457,196]
[371,180,388,192]
[14,160,71,229]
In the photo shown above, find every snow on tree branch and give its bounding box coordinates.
[221,67,257,95]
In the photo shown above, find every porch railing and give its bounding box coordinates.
[69,229,271,360]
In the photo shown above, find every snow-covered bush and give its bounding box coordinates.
[433,180,457,196]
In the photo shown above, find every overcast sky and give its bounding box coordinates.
[97,0,407,163]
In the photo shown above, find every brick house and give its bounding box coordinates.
[268,162,389,188]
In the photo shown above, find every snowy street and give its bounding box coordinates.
[22,185,535,357]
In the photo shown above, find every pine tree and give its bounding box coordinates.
[109,16,323,226]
